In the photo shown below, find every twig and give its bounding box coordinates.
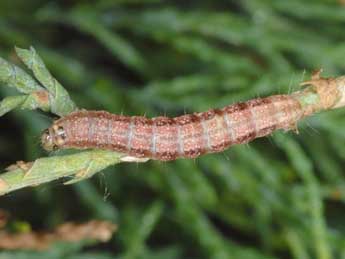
[0,150,124,195]
[0,219,117,250]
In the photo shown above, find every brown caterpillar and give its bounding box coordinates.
[41,94,303,161]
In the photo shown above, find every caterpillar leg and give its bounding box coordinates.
[120,156,150,163]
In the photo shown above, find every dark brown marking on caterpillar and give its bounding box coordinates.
[41,94,304,161]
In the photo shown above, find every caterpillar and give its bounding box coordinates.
[41,72,345,161]
[41,95,302,161]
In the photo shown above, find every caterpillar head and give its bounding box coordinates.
[41,124,66,151]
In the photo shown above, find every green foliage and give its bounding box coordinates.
[0,47,76,116]
[1,0,345,258]
[0,150,124,194]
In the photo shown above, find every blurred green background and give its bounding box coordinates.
[1,0,345,258]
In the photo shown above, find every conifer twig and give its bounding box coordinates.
[0,46,76,117]
[0,150,124,195]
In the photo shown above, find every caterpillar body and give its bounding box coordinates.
[41,94,303,161]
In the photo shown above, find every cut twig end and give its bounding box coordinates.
[300,69,341,111]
